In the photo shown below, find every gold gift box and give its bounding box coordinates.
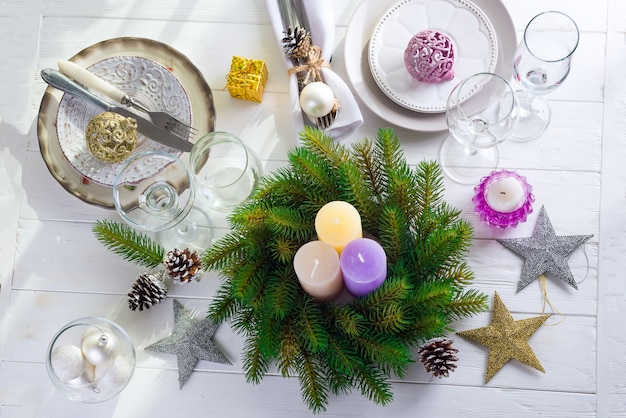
[226,56,268,103]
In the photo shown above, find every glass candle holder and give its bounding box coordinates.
[190,131,262,212]
[472,169,534,229]
[46,317,135,403]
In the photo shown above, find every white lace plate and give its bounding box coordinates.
[38,37,215,208]
[368,0,498,113]
[56,56,192,186]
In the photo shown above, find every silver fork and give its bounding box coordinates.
[58,60,197,140]
[120,95,197,140]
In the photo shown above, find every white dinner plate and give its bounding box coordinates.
[38,37,215,208]
[56,55,192,187]
[344,0,516,132]
[368,0,498,113]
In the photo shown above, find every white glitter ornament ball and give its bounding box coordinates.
[81,331,120,367]
[66,363,96,387]
[95,356,134,393]
[299,82,335,118]
[50,344,87,382]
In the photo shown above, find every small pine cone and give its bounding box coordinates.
[282,26,311,59]
[419,338,459,378]
[128,273,167,311]
[164,248,202,284]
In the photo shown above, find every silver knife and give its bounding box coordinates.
[40,68,193,153]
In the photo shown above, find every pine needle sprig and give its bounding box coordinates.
[377,204,413,263]
[445,289,489,320]
[288,146,338,193]
[351,139,386,201]
[297,299,329,353]
[335,158,381,232]
[296,349,329,414]
[202,231,247,271]
[242,330,271,385]
[92,220,164,268]
[299,126,350,168]
[265,266,300,319]
[330,305,368,338]
[266,206,316,242]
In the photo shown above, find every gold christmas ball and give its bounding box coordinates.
[85,111,138,163]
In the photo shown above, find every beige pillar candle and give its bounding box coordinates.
[293,240,344,302]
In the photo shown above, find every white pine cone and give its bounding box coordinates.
[128,273,167,311]
[164,248,202,284]
[418,338,459,378]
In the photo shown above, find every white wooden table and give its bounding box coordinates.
[0,0,623,416]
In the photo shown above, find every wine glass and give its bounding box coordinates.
[439,72,518,185]
[113,151,213,252]
[510,11,579,141]
[190,131,263,212]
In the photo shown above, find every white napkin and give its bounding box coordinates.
[265,0,363,142]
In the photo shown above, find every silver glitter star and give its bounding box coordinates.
[146,299,231,388]
[497,206,593,292]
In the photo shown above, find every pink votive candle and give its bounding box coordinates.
[293,241,344,302]
[472,170,534,229]
[339,238,387,297]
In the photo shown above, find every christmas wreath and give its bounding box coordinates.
[202,127,487,412]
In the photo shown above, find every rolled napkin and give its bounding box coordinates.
[265,0,363,141]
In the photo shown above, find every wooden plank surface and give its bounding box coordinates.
[0,0,621,416]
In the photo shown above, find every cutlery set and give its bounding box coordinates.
[41,65,194,152]
[277,0,337,129]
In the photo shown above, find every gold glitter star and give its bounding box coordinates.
[457,292,550,383]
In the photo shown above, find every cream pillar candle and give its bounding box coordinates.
[314,201,362,254]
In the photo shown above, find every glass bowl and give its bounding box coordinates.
[46,317,135,402]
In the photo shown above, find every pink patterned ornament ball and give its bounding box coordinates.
[404,29,455,83]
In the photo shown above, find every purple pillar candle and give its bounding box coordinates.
[472,169,534,229]
[339,238,387,297]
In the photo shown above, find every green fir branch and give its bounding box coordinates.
[335,158,381,233]
[266,206,316,243]
[299,126,350,168]
[296,349,329,414]
[265,266,300,319]
[377,204,412,263]
[446,289,489,321]
[202,231,248,271]
[277,321,299,377]
[207,284,242,324]
[288,146,338,193]
[331,305,367,338]
[351,138,385,201]
[352,365,394,406]
[92,220,164,268]
[297,299,329,354]
[242,331,271,385]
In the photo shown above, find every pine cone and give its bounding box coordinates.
[419,338,459,378]
[282,26,311,59]
[164,248,202,284]
[128,273,167,311]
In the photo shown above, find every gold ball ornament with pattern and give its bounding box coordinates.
[85,111,138,163]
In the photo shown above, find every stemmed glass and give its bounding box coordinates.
[510,11,579,141]
[439,72,518,185]
[113,151,213,252]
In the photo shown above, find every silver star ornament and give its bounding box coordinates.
[497,206,593,292]
[146,299,231,388]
